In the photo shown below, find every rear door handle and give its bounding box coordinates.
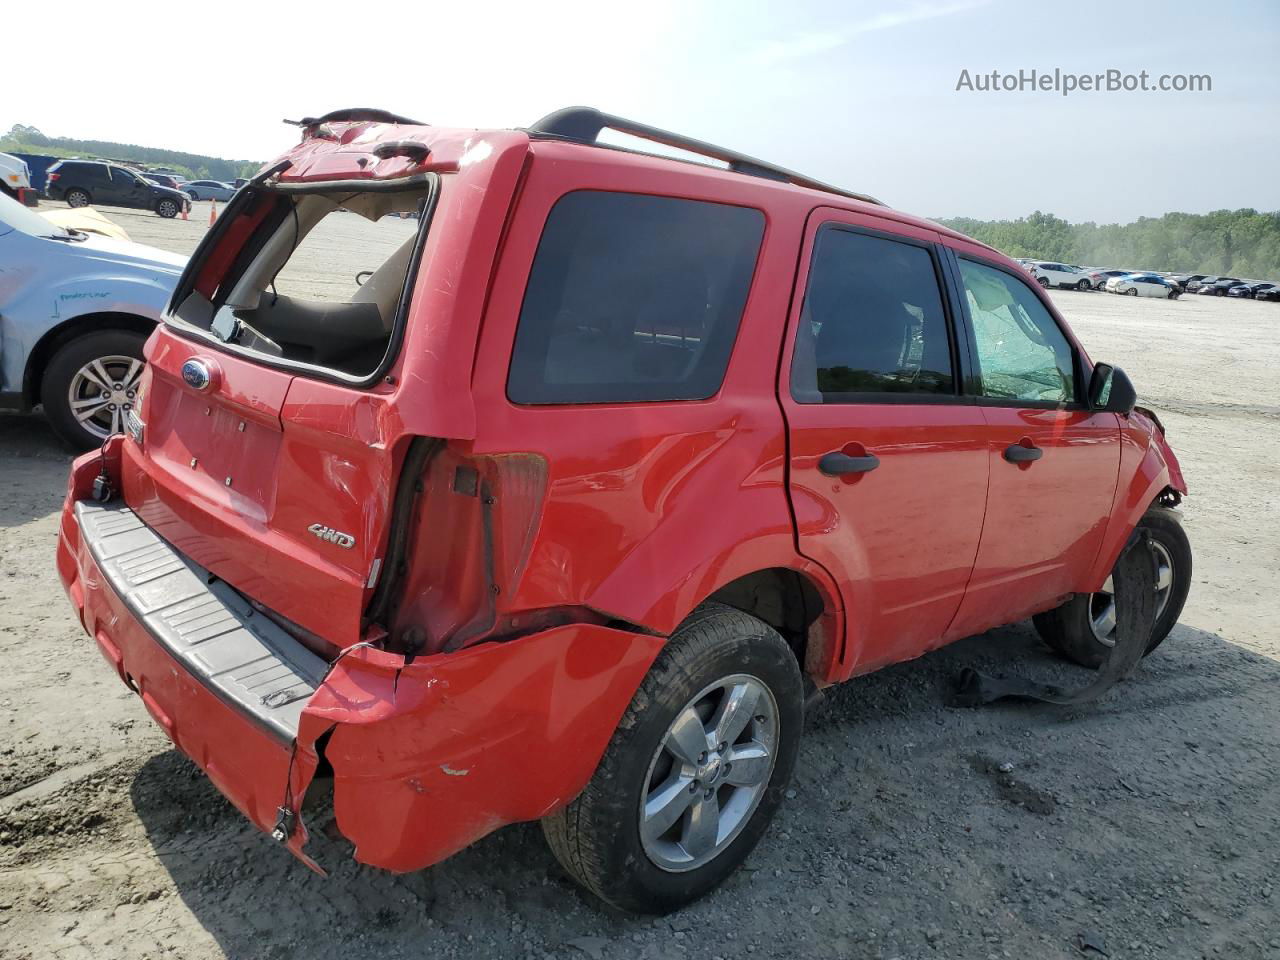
[1003,443,1043,463]
[819,451,881,475]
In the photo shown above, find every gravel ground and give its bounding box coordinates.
[1,203,1278,960]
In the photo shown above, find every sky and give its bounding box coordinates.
[3,0,1277,223]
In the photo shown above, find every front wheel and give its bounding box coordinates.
[1033,506,1191,668]
[1036,276,1050,288]
[542,604,803,913]
[1076,279,1090,291]
[1126,287,1139,296]
[155,198,179,218]
[40,330,148,450]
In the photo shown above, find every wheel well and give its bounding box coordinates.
[706,568,826,671]
[23,313,154,407]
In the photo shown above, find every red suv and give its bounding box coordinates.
[56,107,1190,913]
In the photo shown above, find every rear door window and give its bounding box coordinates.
[790,227,955,402]
[507,191,765,404]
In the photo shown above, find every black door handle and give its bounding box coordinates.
[819,451,881,475]
[1003,443,1043,463]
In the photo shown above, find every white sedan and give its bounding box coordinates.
[1107,274,1180,298]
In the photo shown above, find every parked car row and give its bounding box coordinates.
[1180,275,1279,298]
[1014,259,1278,302]
[44,160,192,218]
[7,154,245,215]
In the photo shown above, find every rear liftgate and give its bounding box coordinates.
[953,530,1159,706]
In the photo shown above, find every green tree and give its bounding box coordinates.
[936,209,1280,279]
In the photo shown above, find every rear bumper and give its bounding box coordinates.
[57,442,665,873]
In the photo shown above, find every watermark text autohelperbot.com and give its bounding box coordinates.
[956,68,1211,96]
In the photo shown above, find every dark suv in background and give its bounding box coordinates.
[45,160,191,218]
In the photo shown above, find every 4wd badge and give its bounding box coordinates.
[307,523,356,549]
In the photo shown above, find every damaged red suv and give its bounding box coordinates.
[56,107,1190,913]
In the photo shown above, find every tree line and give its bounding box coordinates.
[936,209,1280,280]
[1,124,260,182]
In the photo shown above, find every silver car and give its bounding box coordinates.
[0,192,185,449]
[183,180,237,202]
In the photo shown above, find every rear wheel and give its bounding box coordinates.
[1033,507,1191,668]
[66,188,91,208]
[155,198,179,218]
[1076,279,1090,291]
[40,330,147,450]
[542,603,803,913]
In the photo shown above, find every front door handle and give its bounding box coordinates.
[1003,442,1043,463]
[819,451,881,475]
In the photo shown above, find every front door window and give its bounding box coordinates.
[958,258,1075,404]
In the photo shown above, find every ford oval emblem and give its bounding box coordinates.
[181,359,211,391]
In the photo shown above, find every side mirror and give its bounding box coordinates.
[1088,363,1137,415]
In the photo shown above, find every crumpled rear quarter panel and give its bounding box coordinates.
[303,624,666,872]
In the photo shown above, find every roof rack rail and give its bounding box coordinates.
[527,106,881,206]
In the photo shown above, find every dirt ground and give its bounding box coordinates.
[1,203,1278,960]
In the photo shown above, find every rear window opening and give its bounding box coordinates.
[168,178,436,381]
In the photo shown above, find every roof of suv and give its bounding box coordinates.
[265,106,994,253]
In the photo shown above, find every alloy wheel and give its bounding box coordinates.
[1089,540,1175,645]
[639,674,778,872]
[66,355,144,441]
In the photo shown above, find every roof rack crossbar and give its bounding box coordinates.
[527,106,881,205]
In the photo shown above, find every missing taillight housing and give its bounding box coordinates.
[389,445,548,655]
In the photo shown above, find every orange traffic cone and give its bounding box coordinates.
[208,198,218,228]
[180,202,188,221]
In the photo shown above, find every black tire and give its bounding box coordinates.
[1076,279,1090,291]
[155,198,179,219]
[66,188,91,208]
[1036,276,1050,288]
[40,329,148,451]
[542,603,803,914]
[1033,506,1191,668]
[1126,288,1139,296]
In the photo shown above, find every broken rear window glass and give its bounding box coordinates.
[168,179,434,380]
